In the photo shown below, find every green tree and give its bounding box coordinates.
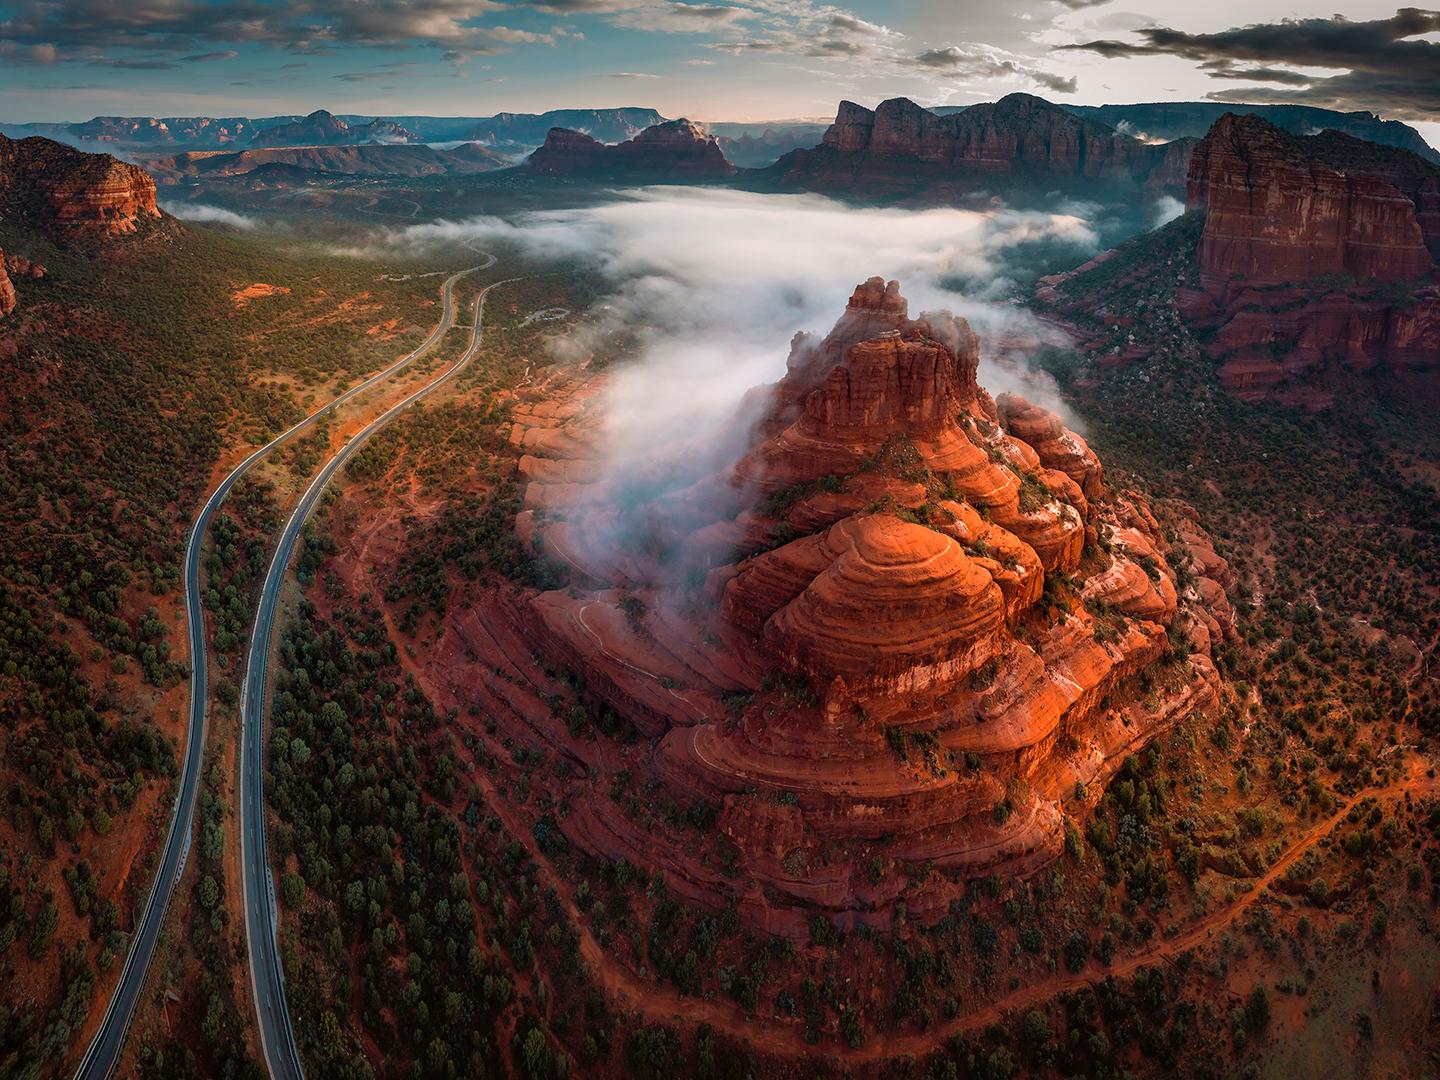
[281,871,304,908]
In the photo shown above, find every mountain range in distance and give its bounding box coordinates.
[4,100,1436,170]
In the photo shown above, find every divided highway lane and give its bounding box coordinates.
[240,274,519,1080]
[74,252,493,1080]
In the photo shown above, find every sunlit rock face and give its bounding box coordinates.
[508,279,1230,935]
[0,133,160,240]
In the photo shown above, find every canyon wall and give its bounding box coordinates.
[1181,114,1440,401]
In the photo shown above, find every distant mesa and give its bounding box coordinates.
[526,119,735,179]
[767,93,1194,200]
[509,277,1230,934]
[465,107,666,148]
[247,108,419,148]
[146,141,510,184]
[0,132,161,241]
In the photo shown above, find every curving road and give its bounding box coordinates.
[239,272,517,1080]
[74,252,493,1080]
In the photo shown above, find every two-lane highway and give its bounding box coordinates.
[239,273,518,1080]
[74,251,493,1080]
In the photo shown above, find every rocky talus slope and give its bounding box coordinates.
[508,279,1231,934]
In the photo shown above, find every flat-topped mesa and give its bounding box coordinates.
[0,133,160,240]
[526,128,609,171]
[526,118,734,178]
[1187,113,1436,298]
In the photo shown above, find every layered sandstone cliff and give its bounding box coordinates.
[1041,115,1440,404]
[1187,114,1436,297]
[0,133,160,240]
[772,94,1190,198]
[510,279,1230,933]
[1183,115,1440,400]
[526,119,734,178]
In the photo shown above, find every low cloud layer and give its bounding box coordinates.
[1062,8,1440,120]
[349,187,1096,518]
[162,202,256,229]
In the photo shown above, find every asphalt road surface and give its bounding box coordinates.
[74,252,493,1080]
[238,272,515,1080]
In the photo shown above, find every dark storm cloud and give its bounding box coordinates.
[1060,8,1440,119]
[0,0,531,62]
[912,45,1077,95]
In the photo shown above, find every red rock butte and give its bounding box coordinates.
[0,132,160,240]
[509,278,1232,935]
[1187,113,1438,298]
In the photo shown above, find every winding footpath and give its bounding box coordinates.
[459,737,1434,1063]
[239,271,517,1080]
[74,252,493,1080]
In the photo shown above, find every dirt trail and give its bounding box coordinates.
[335,469,1438,1062]
[475,754,1435,1062]
[367,570,1438,1064]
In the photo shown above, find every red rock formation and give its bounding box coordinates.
[0,247,15,320]
[776,94,1190,197]
[1043,116,1440,403]
[1204,286,1440,403]
[1187,114,1436,298]
[1178,115,1440,399]
[5,253,45,280]
[509,279,1230,933]
[527,119,734,178]
[0,133,160,240]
